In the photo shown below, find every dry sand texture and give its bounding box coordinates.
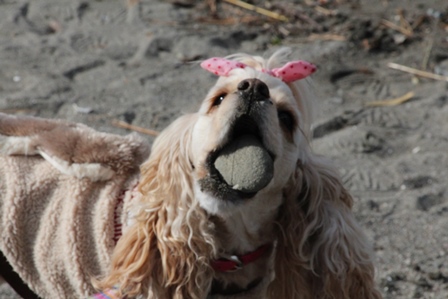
[1,0,448,298]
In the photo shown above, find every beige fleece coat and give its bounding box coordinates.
[0,113,150,298]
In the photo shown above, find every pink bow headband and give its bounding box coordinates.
[200,57,316,83]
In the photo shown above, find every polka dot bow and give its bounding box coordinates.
[200,57,316,83]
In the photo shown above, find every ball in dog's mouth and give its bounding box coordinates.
[214,135,274,193]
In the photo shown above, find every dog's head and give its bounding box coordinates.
[190,52,316,216]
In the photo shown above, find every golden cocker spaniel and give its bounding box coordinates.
[96,48,383,299]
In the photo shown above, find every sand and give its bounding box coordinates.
[0,0,447,298]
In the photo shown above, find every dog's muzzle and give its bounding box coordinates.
[199,78,275,203]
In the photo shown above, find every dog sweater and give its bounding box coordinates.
[0,113,150,299]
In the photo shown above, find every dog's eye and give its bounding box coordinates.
[278,110,295,132]
[213,93,227,106]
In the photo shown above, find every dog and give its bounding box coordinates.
[0,49,382,299]
[94,48,383,298]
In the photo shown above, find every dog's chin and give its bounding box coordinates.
[195,183,250,216]
[197,115,274,205]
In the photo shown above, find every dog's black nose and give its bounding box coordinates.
[237,79,270,101]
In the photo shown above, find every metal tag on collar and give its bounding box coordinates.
[228,255,243,272]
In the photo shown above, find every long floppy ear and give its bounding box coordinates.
[270,155,382,299]
[94,114,215,298]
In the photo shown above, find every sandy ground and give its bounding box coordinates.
[1,0,448,298]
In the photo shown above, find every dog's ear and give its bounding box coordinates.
[95,114,214,298]
[270,156,382,298]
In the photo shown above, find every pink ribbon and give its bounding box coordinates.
[200,57,316,83]
[271,60,317,82]
[200,58,246,76]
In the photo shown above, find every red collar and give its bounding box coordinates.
[211,244,271,272]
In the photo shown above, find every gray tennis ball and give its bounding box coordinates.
[214,135,274,193]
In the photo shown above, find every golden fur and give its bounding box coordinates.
[95,48,383,298]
